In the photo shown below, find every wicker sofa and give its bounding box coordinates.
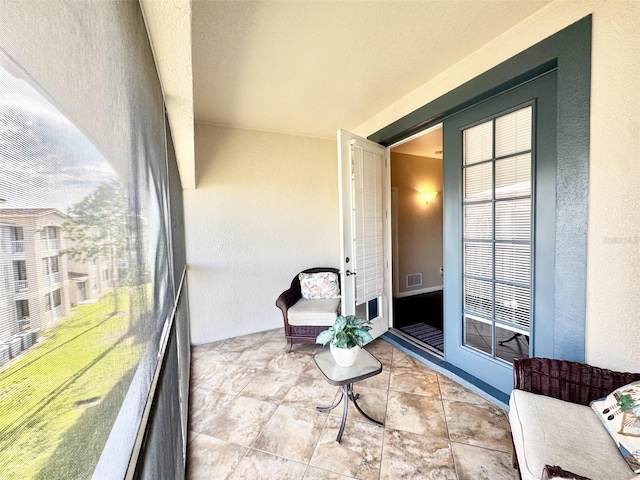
[509,357,640,480]
[275,267,340,353]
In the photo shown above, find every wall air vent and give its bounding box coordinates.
[407,273,422,288]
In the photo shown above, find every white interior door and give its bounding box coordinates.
[337,129,390,340]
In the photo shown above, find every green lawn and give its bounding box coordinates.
[0,290,147,479]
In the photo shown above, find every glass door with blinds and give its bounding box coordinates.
[443,72,557,394]
[338,129,390,340]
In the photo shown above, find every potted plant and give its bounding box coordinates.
[316,315,373,367]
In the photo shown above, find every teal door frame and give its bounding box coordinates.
[369,16,591,365]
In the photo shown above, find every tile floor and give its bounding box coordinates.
[187,328,518,480]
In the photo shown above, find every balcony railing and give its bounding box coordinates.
[11,240,25,253]
[14,280,28,292]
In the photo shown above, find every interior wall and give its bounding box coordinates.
[391,152,443,294]
[354,0,640,373]
[185,124,338,344]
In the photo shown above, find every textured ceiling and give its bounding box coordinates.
[191,0,552,139]
[142,0,553,186]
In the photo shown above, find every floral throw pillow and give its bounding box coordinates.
[299,272,340,299]
[590,381,640,473]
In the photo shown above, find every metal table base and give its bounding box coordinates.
[316,383,383,443]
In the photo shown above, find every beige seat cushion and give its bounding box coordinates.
[287,298,339,326]
[509,389,633,480]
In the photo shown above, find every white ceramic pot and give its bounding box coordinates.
[330,343,360,367]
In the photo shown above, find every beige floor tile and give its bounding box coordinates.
[381,429,457,480]
[189,387,235,432]
[261,338,285,351]
[301,359,326,380]
[443,400,512,452]
[253,404,327,463]
[364,339,394,366]
[188,331,519,480]
[230,449,307,480]
[328,385,387,425]
[359,367,390,390]
[239,370,300,403]
[386,391,448,438]
[190,357,227,384]
[187,434,248,480]
[199,363,260,394]
[266,350,314,375]
[451,442,518,480]
[391,348,424,368]
[191,343,245,363]
[389,365,441,397]
[310,416,384,480]
[303,466,355,479]
[287,344,322,357]
[235,346,284,369]
[261,327,285,339]
[202,396,278,446]
[282,375,342,411]
[218,332,267,352]
[438,374,494,406]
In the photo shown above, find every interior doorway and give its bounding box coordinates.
[389,125,444,356]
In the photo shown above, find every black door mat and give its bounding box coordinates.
[399,322,444,352]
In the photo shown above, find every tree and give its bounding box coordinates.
[62,180,129,313]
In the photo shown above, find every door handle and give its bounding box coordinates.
[345,270,357,276]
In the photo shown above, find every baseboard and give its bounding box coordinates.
[395,285,443,298]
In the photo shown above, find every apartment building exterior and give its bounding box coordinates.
[0,209,71,345]
[67,255,113,307]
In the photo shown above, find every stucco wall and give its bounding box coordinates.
[354,1,640,373]
[186,125,338,344]
[391,152,443,294]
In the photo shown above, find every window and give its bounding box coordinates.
[40,226,59,251]
[91,276,98,291]
[51,289,61,308]
[16,300,29,319]
[102,269,110,281]
[13,260,26,281]
[12,227,24,253]
[50,256,59,273]
[462,105,533,363]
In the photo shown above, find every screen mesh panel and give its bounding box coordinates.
[0,2,187,478]
[461,105,533,362]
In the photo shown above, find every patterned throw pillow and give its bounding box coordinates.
[590,381,640,474]
[299,272,340,299]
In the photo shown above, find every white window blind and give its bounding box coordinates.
[462,105,533,358]
[352,142,384,306]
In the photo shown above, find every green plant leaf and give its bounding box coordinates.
[322,315,373,349]
[354,327,374,343]
[334,315,347,332]
[316,329,334,346]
